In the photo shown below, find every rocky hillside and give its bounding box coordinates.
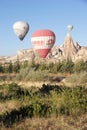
[0,33,87,63]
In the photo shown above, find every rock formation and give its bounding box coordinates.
[62,33,78,60]
[0,33,87,63]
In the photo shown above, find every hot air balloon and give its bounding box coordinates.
[13,21,29,40]
[67,25,73,31]
[31,29,56,58]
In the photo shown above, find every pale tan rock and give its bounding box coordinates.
[0,34,87,63]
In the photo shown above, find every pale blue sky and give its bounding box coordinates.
[0,0,87,56]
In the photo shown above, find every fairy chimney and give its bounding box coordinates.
[63,33,78,59]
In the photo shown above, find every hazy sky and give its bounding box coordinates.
[0,0,87,56]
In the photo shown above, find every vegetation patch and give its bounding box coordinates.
[0,83,87,128]
[66,71,87,84]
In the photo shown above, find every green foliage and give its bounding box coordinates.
[0,59,87,75]
[49,63,60,73]
[60,59,74,73]
[13,60,20,73]
[37,63,48,71]
[66,71,87,84]
[20,60,29,69]
[24,70,49,81]
[7,61,13,73]
[0,83,87,127]
[0,63,4,73]
[61,86,87,115]
[0,83,31,101]
[74,60,87,73]
[0,59,87,83]
[15,67,30,80]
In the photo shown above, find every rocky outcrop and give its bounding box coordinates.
[74,42,81,51]
[47,33,87,62]
[75,46,87,62]
[62,33,78,59]
[0,34,87,63]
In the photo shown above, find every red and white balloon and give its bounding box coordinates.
[31,29,56,58]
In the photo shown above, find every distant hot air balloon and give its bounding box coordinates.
[67,25,73,31]
[13,21,29,40]
[31,29,56,58]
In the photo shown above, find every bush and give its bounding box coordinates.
[74,60,87,72]
[0,84,87,126]
[25,70,49,81]
[60,59,74,73]
[66,71,87,84]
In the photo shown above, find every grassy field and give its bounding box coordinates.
[0,80,87,130]
[0,66,87,130]
[0,60,87,129]
[1,115,87,130]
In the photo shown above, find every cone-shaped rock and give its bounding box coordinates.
[63,33,77,59]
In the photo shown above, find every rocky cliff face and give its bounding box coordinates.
[0,34,87,63]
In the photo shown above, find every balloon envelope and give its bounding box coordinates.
[67,25,73,31]
[13,21,29,40]
[31,29,56,58]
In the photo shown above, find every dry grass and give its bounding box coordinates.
[0,100,21,114]
[1,114,87,130]
[62,71,87,88]
[0,72,87,130]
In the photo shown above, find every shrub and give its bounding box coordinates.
[74,60,87,72]
[66,71,87,84]
[0,84,87,127]
[25,70,49,81]
[60,59,74,73]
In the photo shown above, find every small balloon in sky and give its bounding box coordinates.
[67,25,73,31]
[13,21,29,41]
[31,29,56,58]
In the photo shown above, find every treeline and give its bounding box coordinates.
[0,60,20,73]
[0,59,87,74]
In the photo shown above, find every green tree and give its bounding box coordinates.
[50,63,59,73]
[21,60,29,69]
[13,60,20,73]
[60,59,74,73]
[0,63,3,73]
[74,60,87,72]
[8,61,13,73]
[38,63,47,70]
